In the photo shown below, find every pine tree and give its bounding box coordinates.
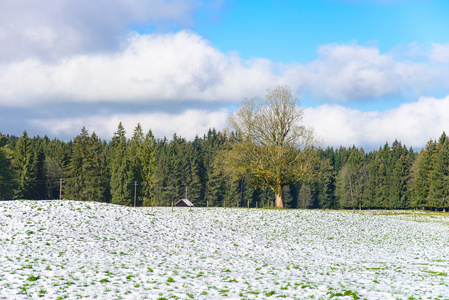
[64,127,106,201]
[412,140,437,208]
[141,129,158,207]
[84,132,108,201]
[0,137,15,200]
[154,140,170,206]
[240,177,255,208]
[109,122,132,205]
[369,151,387,208]
[192,135,207,204]
[222,177,240,207]
[336,149,369,209]
[203,130,224,207]
[282,185,294,208]
[164,134,183,205]
[33,142,47,199]
[314,157,335,209]
[13,131,36,199]
[128,124,145,206]
[297,184,313,208]
[388,154,411,208]
[204,161,223,207]
[428,133,449,210]
[184,143,202,205]
[45,139,68,199]
[65,127,89,200]
[256,187,275,208]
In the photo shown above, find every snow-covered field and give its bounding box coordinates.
[1,200,449,299]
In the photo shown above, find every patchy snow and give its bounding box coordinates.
[1,200,448,299]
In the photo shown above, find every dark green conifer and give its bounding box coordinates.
[412,140,437,208]
[428,132,449,209]
[141,129,158,206]
[109,122,132,205]
[13,131,35,199]
[0,132,15,200]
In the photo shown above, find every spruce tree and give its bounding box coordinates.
[336,149,369,209]
[297,184,313,208]
[84,132,108,201]
[154,140,170,206]
[222,177,240,207]
[317,159,336,209]
[64,128,88,200]
[412,140,437,209]
[109,122,132,205]
[388,154,412,209]
[164,135,183,204]
[128,124,145,206]
[0,139,15,200]
[184,143,202,205]
[240,177,254,208]
[46,140,68,199]
[387,140,412,209]
[203,130,223,207]
[141,129,158,207]
[428,133,449,210]
[33,142,47,199]
[204,162,223,207]
[282,185,294,208]
[13,131,36,199]
[369,152,387,208]
[64,127,106,201]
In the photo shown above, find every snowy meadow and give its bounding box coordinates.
[1,200,449,299]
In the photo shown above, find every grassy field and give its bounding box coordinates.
[1,200,449,299]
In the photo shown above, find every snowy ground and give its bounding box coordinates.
[1,200,449,299]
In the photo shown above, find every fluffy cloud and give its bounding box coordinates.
[304,95,449,149]
[0,31,280,107]
[287,43,448,101]
[0,0,204,62]
[430,43,449,64]
[28,95,449,150]
[31,108,229,141]
[2,33,449,108]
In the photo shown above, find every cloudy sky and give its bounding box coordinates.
[1,0,449,149]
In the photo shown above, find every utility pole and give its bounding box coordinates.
[59,179,63,200]
[134,181,137,207]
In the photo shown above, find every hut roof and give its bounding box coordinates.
[174,198,194,207]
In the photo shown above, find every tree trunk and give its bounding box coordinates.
[275,193,283,208]
[272,183,284,208]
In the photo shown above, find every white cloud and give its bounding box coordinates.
[29,95,449,150]
[31,108,229,141]
[287,43,448,102]
[0,30,279,106]
[304,95,449,149]
[2,35,449,108]
[0,0,203,62]
[430,43,449,64]
[3,0,449,152]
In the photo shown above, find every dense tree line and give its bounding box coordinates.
[1,126,448,210]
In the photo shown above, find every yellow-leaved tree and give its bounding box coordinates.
[223,85,319,208]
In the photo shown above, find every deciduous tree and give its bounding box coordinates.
[224,85,318,208]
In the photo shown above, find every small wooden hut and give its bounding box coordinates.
[174,198,194,207]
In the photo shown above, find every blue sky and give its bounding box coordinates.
[1,0,449,149]
[194,0,447,63]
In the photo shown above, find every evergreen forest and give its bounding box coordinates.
[1,123,448,211]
